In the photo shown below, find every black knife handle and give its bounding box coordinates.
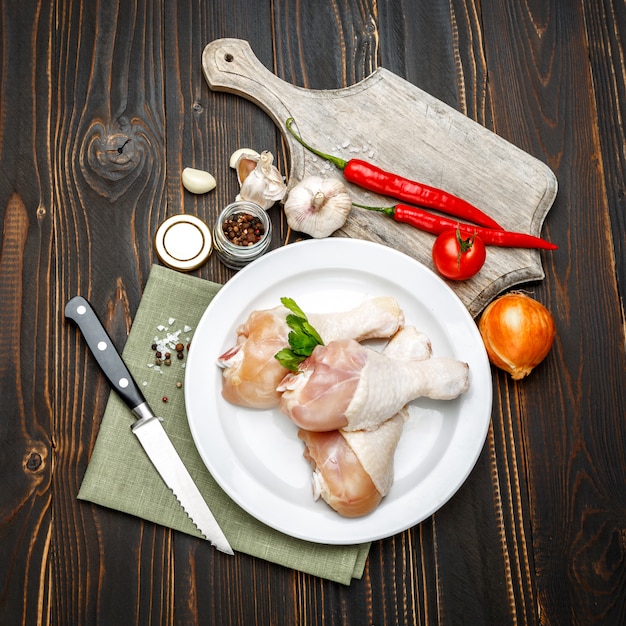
[65,295,146,413]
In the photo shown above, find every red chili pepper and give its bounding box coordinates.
[286,117,503,230]
[356,203,558,250]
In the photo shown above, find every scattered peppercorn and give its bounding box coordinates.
[176,381,183,389]
[148,320,193,374]
[222,212,265,246]
[162,396,168,403]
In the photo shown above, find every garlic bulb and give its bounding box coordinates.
[284,176,352,238]
[235,150,286,210]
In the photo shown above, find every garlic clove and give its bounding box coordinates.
[181,167,217,194]
[235,154,260,185]
[283,175,352,238]
[237,150,287,210]
[229,148,260,170]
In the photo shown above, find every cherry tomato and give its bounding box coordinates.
[432,228,486,280]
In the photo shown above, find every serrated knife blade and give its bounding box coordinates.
[65,295,233,555]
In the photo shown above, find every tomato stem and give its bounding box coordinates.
[456,228,475,265]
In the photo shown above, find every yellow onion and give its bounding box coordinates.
[478,293,556,380]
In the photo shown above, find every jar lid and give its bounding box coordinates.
[154,214,212,271]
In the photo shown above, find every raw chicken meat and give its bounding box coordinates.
[217,297,404,408]
[278,337,469,431]
[297,325,430,516]
[298,411,406,517]
[380,324,432,361]
[217,307,289,409]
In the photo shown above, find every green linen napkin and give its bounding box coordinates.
[77,264,369,584]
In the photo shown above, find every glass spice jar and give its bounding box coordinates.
[213,200,272,270]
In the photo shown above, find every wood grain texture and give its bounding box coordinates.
[583,0,626,305]
[1,0,625,624]
[0,0,57,622]
[481,1,626,625]
[51,1,172,625]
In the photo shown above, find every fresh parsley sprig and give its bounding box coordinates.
[274,297,324,372]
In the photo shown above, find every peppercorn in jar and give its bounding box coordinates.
[213,200,272,269]
[221,211,266,246]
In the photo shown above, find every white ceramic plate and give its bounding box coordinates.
[186,239,492,544]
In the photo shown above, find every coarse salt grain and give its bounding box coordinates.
[148,318,195,373]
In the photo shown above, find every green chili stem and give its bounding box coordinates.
[285,118,348,170]
[351,202,396,217]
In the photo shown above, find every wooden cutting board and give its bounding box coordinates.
[202,38,558,317]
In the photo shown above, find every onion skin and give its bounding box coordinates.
[478,293,556,379]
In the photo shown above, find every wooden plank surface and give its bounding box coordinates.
[1,1,625,625]
[480,3,626,624]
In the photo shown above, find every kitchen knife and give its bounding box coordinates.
[65,295,234,555]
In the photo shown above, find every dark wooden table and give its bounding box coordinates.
[2,1,625,624]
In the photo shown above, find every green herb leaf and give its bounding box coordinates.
[302,320,323,346]
[274,348,305,372]
[288,330,319,356]
[280,297,307,319]
[274,297,324,371]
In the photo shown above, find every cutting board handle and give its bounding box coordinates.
[202,39,296,130]
[204,38,338,182]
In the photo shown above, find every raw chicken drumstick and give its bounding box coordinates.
[217,297,404,409]
[278,337,469,431]
[298,326,432,517]
[298,412,406,518]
